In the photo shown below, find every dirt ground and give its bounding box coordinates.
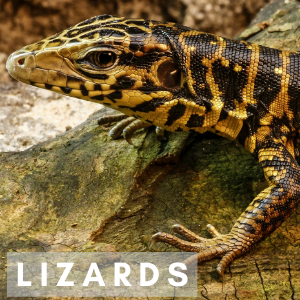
[0,0,271,152]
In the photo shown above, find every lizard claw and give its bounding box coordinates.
[170,224,181,234]
[150,223,247,280]
[108,117,136,139]
[123,119,151,146]
[98,114,152,144]
[148,232,162,249]
[207,224,221,237]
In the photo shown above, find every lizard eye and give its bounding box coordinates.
[78,50,118,70]
[90,51,117,68]
[157,60,181,89]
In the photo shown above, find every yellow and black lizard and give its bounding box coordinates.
[6,15,300,279]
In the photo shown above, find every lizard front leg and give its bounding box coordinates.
[98,114,165,144]
[150,138,300,279]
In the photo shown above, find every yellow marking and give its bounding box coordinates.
[100,84,112,91]
[201,36,227,127]
[242,43,260,105]
[282,52,294,123]
[280,125,290,134]
[244,135,256,154]
[70,30,79,36]
[140,94,152,101]
[155,44,169,52]
[84,81,96,90]
[97,16,117,25]
[221,59,230,67]
[234,64,242,72]
[93,32,100,39]
[143,43,155,52]
[104,76,117,85]
[135,51,144,57]
[46,40,63,48]
[128,96,146,105]
[259,114,274,125]
[214,115,243,139]
[33,83,47,89]
[88,90,116,97]
[51,85,67,94]
[66,79,82,90]
[228,100,248,119]
[274,67,283,74]
[268,52,290,121]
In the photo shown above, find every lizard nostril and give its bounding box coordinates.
[17,58,25,65]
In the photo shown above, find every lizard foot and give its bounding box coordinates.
[98,114,165,144]
[150,223,247,280]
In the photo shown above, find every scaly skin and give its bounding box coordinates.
[6,15,300,279]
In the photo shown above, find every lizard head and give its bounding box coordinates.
[6,15,211,131]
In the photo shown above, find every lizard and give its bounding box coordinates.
[6,14,300,279]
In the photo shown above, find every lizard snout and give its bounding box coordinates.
[6,50,35,83]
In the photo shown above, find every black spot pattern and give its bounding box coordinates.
[186,114,205,127]
[80,84,89,96]
[165,102,186,126]
[60,87,72,94]
[106,91,123,102]
[45,84,53,90]
[91,95,104,101]
[131,97,168,112]
[111,76,137,89]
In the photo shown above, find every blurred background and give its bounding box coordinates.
[1,0,271,54]
[0,0,271,151]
